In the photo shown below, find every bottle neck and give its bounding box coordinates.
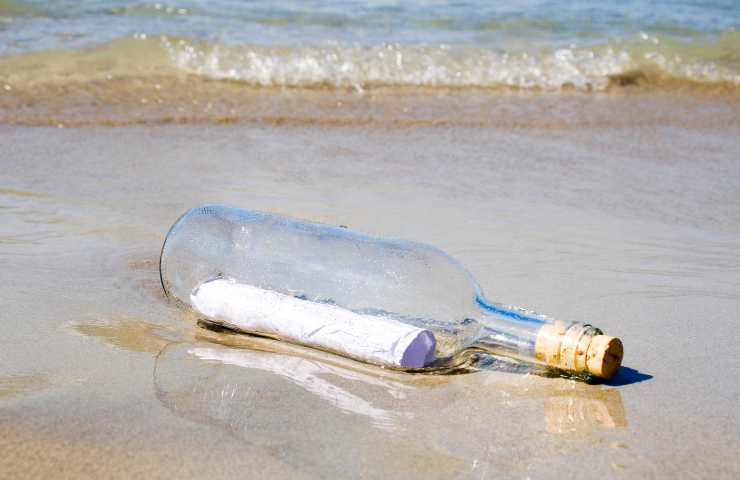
[473,296,547,361]
[472,296,615,378]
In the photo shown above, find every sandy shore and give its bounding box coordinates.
[1,97,739,478]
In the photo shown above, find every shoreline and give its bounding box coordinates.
[2,86,739,128]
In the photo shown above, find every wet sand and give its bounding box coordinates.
[1,99,740,478]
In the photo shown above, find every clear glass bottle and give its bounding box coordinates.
[160,204,623,379]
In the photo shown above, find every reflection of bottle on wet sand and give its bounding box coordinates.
[154,341,451,478]
[154,338,628,476]
[186,343,412,432]
[544,390,626,434]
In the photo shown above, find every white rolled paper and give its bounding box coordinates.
[190,278,437,368]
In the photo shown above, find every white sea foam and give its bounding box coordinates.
[163,36,740,91]
[2,35,738,93]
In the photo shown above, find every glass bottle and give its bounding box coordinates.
[160,204,623,379]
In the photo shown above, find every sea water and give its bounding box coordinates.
[1,0,738,92]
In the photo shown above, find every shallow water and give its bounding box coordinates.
[0,0,739,101]
[1,119,739,477]
[3,0,738,51]
[2,0,739,146]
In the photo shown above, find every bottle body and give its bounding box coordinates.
[160,205,623,378]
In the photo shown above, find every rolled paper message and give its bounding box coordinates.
[190,278,437,368]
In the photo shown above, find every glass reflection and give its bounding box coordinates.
[154,335,627,477]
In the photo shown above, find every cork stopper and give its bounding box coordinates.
[585,335,623,379]
[535,323,623,380]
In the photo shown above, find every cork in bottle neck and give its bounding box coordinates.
[535,323,623,380]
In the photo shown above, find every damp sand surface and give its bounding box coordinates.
[1,96,740,478]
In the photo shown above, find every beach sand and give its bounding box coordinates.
[1,92,739,478]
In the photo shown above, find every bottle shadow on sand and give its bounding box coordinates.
[603,366,653,387]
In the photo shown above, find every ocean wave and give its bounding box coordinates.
[1,32,739,92]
